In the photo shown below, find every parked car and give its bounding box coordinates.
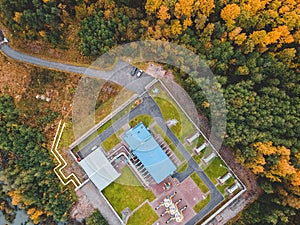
[131,67,137,76]
[0,38,8,46]
[136,69,143,78]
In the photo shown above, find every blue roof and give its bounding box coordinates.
[123,122,176,183]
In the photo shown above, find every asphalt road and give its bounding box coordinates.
[0,44,153,94]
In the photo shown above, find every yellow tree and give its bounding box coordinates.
[13,12,22,23]
[249,30,267,45]
[234,33,247,46]
[244,0,271,16]
[170,19,182,35]
[183,18,193,29]
[174,0,194,19]
[145,0,163,14]
[228,27,242,40]
[263,26,294,47]
[157,5,170,21]
[276,48,297,63]
[194,0,215,16]
[247,142,296,182]
[28,208,44,224]
[8,191,22,206]
[220,4,241,24]
[291,169,300,186]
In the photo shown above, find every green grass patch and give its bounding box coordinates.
[129,114,154,128]
[95,97,115,124]
[190,172,209,193]
[86,209,109,225]
[127,203,158,225]
[192,146,213,164]
[95,88,135,124]
[151,83,197,143]
[101,133,121,151]
[152,124,184,162]
[59,121,75,148]
[193,154,202,164]
[154,97,181,136]
[193,194,211,213]
[204,157,228,184]
[96,119,113,135]
[102,166,155,216]
[185,136,205,152]
[217,177,235,194]
[177,161,188,172]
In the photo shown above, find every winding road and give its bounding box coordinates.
[0,43,153,94]
[0,42,224,224]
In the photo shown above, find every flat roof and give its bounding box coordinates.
[123,122,176,183]
[79,147,120,191]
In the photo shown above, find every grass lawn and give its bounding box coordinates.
[154,96,196,142]
[194,194,210,213]
[152,124,184,162]
[101,133,121,151]
[217,177,236,194]
[59,121,75,148]
[95,86,135,124]
[177,161,188,173]
[193,154,202,164]
[185,136,205,153]
[102,166,155,216]
[154,97,181,136]
[94,97,116,124]
[151,82,197,143]
[127,203,158,225]
[204,157,228,184]
[190,172,209,193]
[129,114,154,128]
[192,146,213,164]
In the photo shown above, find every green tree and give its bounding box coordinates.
[86,210,109,225]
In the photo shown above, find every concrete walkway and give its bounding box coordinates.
[80,181,123,225]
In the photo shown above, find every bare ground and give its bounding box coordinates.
[69,187,95,221]
[60,145,88,183]
[0,53,31,98]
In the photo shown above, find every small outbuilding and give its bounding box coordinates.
[194,142,208,154]
[78,147,120,191]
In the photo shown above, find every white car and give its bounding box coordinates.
[0,38,8,45]
[136,69,143,78]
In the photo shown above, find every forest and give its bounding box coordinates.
[0,96,75,223]
[0,0,299,224]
